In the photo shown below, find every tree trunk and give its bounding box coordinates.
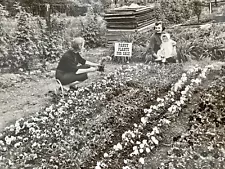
[197,15,200,23]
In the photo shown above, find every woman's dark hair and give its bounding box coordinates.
[154,21,165,31]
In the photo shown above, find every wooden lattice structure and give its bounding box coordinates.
[104,5,155,47]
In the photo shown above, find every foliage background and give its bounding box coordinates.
[0,0,224,71]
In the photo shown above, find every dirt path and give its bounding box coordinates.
[0,71,57,131]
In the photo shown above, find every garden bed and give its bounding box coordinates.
[0,62,225,169]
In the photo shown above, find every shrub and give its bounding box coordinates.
[157,0,192,24]
[6,10,39,71]
[0,4,10,67]
[189,0,203,23]
[81,9,107,48]
[170,24,225,61]
[36,15,67,63]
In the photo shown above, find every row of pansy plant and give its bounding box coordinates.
[0,70,127,168]
[94,64,213,169]
[0,63,180,168]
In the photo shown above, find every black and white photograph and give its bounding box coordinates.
[1,0,225,168]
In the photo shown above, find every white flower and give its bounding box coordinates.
[122,132,127,140]
[195,78,202,84]
[70,129,75,136]
[181,75,187,82]
[95,162,102,169]
[67,99,73,104]
[136,141,141,145]
[146,147,151,153]
[176,101,181,106]
[142,140,148,146]
[32,142,38,148]
[180,99,185,105]
[139,157,145,164]
[103,153,108,158]
[160,118,171,124]
[101,162,107,167]
[45,106,52,113]
[133,146,138,151]
[146,113,151,117]
[153,127,160,134]
[95,165,101,169]
[29,127,36,134]
[134,123,138,128]
[123,166,130,169]
[151,136,159,145]
[164,96,169,100]
[146,132,152,137]
[14,142,21,148]
[157,98,163,102]
[0,140,5,146]
[168,106,173,112]
[140,143,145,149]
[139,148,144,153]
[151,105,158,110]
[113,143,122,151]
[144,109,148,113]
[117,143,122,150]
[171,91,175,96]
[133,149,139,155]
[181,91,186,95]
[158,103,165,108]
[124,159,128,164]
[141,117,148,125]
[5,136,16,145]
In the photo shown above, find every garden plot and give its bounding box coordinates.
[0,62,225,169]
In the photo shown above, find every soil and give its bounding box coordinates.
[0,70,56,131]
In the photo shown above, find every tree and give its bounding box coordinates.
[215,0,218,7]
[9,9,38,71]
[190,0,202,23]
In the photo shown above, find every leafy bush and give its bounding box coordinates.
[81,9,107,48]
[0,10,71,71]
[170,24,225,61]
[189,0,203,23]
[36,15,67,63]
[0,4,10,68]
[5,11,39,71]
[156,0,192,24]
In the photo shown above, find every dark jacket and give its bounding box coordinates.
[147,33,162,55]
[56,50,86,73]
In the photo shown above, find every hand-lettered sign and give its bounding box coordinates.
[114,42,132,57]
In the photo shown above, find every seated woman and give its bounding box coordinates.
[55,37,99,90]
[145,21,165,63]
